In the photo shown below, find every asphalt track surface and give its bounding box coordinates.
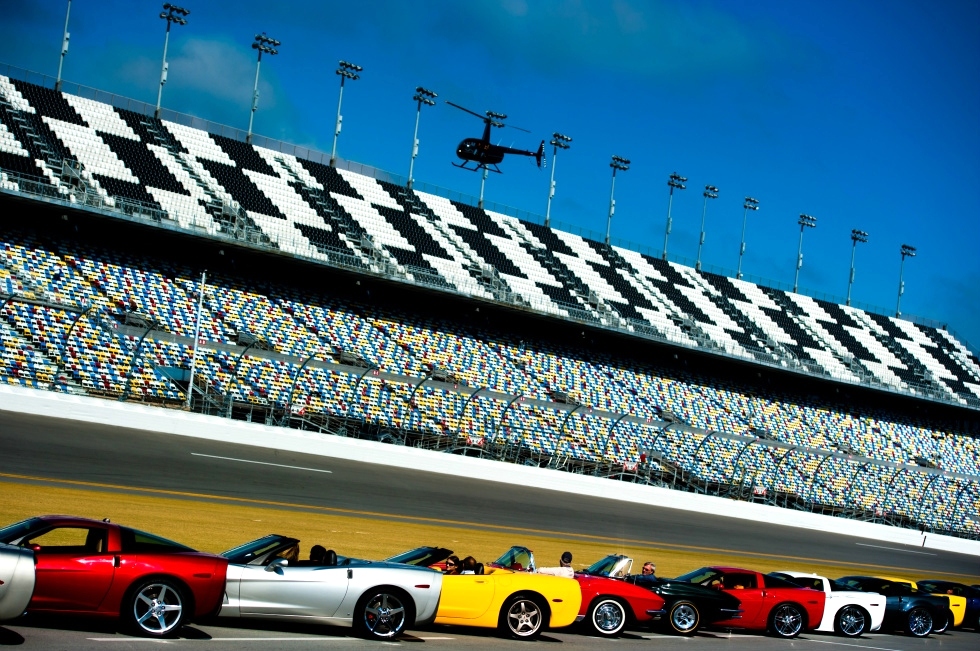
[2,411,977,578]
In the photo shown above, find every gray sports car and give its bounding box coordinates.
[218,535,442,640]
[0,542,35,621]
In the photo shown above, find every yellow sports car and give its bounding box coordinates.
[432,548,581,639]
[879,576,965,630]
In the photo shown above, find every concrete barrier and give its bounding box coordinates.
[1,384,977,556]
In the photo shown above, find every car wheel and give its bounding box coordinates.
[666,600,700,636]
[833,604,867,638]
[125,579,187,637]
[586,598,627,637]
[355,589,409,640]
[769,603,804,639]
[500,595,545,640]
[931,609,951,635]
[905,606,933,637]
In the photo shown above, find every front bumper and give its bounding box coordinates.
[646,608,666,620]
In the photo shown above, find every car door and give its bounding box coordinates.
[719,572,765,626]
[437,573,497,620]
[238,560,350,618]
[27,525,114,611]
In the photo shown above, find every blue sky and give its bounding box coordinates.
[2,0,978,348]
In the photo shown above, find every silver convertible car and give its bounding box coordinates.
[0,542,35,621]
[218,535,443,640]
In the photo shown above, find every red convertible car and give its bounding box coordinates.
[0,516,228,637]
[492,547,666,637]
[675,566,825,638]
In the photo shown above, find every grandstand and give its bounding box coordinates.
[1,65,978,540]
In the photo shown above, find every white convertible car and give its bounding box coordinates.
[771,571,885,637]
[219,535,443,640]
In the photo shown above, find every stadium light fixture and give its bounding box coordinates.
[696,184,718,271]
[737,196,759,279]
[793,213,817,293]
[846,229,869,306]
[896,243,916,317]
[406,86,437,190]
[544,132,572,228]
[246,33,280,144]
[330,60,362,167]
[154,3,190,119]
[662,172,687,260]
[55,0,72,92]
[606,155,630,245]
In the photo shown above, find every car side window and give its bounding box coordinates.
[25,526,107,553]
[724,573,757,590]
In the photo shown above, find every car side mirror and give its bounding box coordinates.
[29,544,41,553]
[266,557,288,572]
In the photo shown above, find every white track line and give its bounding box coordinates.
[855,542,936,556]
[191,453,333,473]
[803,638,906,651]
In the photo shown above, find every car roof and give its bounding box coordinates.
[710,566,757,573]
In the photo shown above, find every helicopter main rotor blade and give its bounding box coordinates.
[507,124,531,134]
[445,101,487,120]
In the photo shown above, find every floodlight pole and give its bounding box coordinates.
[896,244,916,317]
[478,167,489,209]
[696,185,718,271]
[185,270,206,410]
[407,86,436,190]
[737,197,759,279]
[55,0,72,91]
[846,229,868,306]
[663,172,687,260]
[155,4,190,119]
[246,33,279,145]
[544,133,572,228]
[330,60,362,167]
[793,214,817,293]
[606,156,630,245]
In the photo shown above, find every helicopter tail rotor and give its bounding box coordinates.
[535,140,546,169]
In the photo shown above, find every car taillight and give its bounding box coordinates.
[415,585,430,589]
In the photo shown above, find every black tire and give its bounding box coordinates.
[905,606,933,638]
[768,603,804,639]
[354,588,410,640]
[585,597,627,637]
[500,595,546,640]
[931,609,951,635]
[834,604,867,638]
[124,578,188,637]
[665,600,700,636]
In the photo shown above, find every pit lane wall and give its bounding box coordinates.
[2,384,978,557]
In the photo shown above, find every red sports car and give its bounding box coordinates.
[675,566,825,638]
[0,516,228,637]
[492,547,666,637]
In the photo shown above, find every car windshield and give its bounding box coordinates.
[0,518,40,544]
[119,526,193,553]
[222,535,290,564]
[494,546,533,571]
[385,547,451,566]
[582,555,628,577]
[828,579,858,592]
[675,567,721,584]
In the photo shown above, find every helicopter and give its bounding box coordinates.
[446,101,544,173]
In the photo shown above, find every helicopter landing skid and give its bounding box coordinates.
[453,161,502,173]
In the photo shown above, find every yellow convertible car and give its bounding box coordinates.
[430,548,581,639]
[879,576,965,631]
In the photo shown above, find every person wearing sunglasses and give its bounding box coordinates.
[443,555,461,575]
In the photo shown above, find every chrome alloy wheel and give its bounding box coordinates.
[362,592,407,639]
[906,607,933,637]
[590,598,626,636]
[506,598,544,638]
[670,601,700,634]
[132,582,183,635]
[836,605,866,637]
[770,603,804,638]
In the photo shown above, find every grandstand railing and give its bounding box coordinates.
[3,164,977,414]
[0,60,972,355]
[2,292,977,540]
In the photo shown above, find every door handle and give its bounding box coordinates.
[113,555,120,568]
[347,569,353,579]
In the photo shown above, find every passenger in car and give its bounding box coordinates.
[537,551,574,578]
[459,556,478,574]
[444,555,461,574]
[309,545,326,565]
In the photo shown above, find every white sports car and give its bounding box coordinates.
[0,542,35,621]
[771,571,885,637]
[218,535,443,640]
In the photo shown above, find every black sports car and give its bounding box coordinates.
[837,575,950,637]
[579,555,742,636]
[917,579,980,631]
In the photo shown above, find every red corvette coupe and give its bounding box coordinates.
[0,516,228,637]
[675,566,825,638]
[492,547,666,637]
